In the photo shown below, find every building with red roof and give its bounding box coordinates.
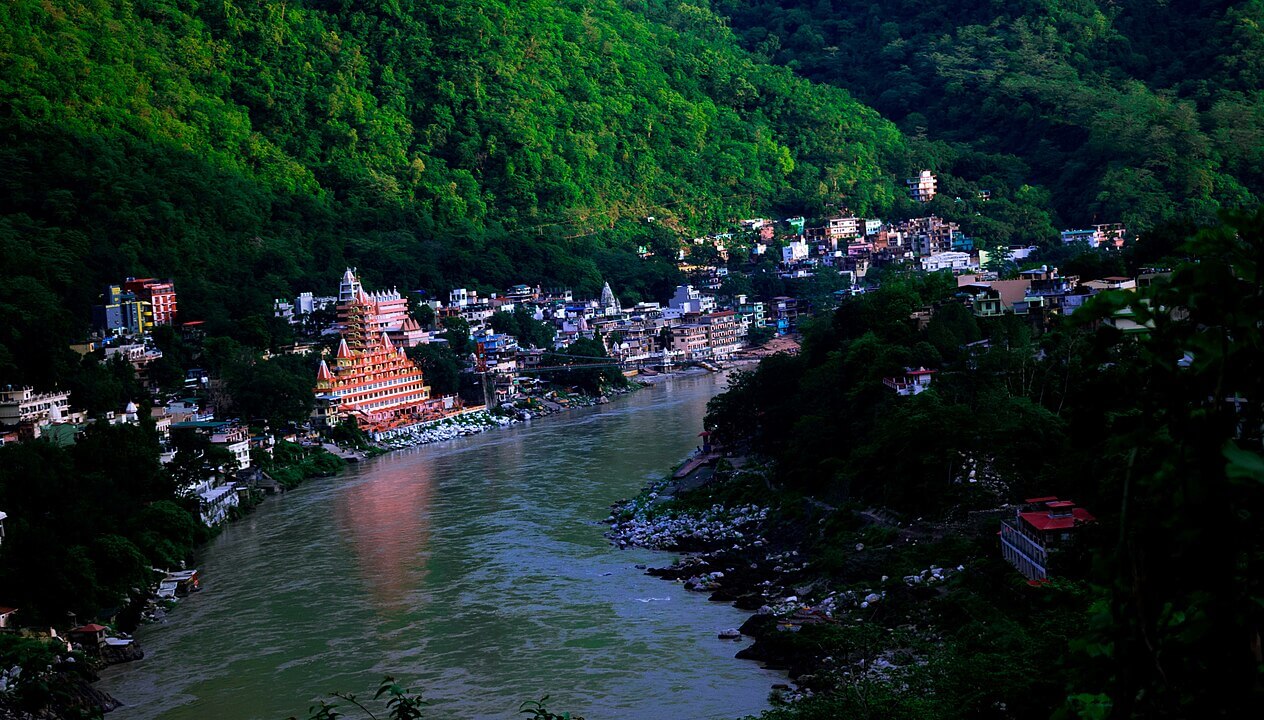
[1000,497,1096,580]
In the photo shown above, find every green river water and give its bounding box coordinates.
[97,374,781,719]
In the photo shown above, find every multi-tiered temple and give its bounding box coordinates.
[314,270,444,436]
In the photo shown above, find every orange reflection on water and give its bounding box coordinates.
[333,454,434,614]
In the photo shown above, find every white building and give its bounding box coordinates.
[920,251,977,273]
[907,170,937,202]
[0,386,71,427]
[781,240,810,263]
[827,216,860,239]
[1061,223,1126,249]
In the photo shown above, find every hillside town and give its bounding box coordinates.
[0,180,1149,710]
[2,183,1140,533]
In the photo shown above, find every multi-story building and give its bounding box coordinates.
[668,323,709,360]
[735,295,766,336]
[699,311,740,357]
[1060,223,1126,249]
[907,170,937,202]
[767,296,800,333]
[1000,497,1096,580]
[92,284,151,336]
[122,278,178,326]
[668,285,716,314]
[0,386,71,427]
[335,268,425,348]
[314,286,435,436]
[827,216,861,240]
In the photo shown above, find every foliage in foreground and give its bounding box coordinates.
[287,678,582,720]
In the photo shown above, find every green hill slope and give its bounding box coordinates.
[0,0,905,383]
[719,0,1264,228]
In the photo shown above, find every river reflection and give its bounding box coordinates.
[333,455,433,614]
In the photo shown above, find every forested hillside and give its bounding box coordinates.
[719,0,1264,228]
[0,0,906,385]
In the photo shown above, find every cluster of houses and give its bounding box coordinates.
[2,276,283,528]
[294,269,787,435]
[3,202,1134,537]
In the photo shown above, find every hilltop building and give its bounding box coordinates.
[883,367,936,396]
[907,170,937,202]
[92,278,178,336]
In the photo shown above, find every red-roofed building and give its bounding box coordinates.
[1000,497,1096,580]
[123,277,178,326]
[69,624,108,654]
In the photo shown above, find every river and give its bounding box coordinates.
[98,374,781,719]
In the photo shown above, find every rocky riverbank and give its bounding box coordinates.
[606,460,983,710]
[373,386,640,451]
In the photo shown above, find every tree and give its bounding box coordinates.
[544,338,625,395]
[440,316,472,356]
[1066,209,1264,716]
[747,325,775,346]
[406,343,462,396]
[224,353,316,427]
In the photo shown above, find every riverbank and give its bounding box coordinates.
[606,457,1077,717]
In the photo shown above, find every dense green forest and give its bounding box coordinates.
[704,210,1264,716]
[718,0,1264,229]
[0,0,909,387]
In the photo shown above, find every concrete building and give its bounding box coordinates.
[0,386,71,427]
[315,280,437,434]
[781,239,810,263]
[1060,223,1126,249]
[907,170,937,202]
[1000,497,1096,580]
[827,216,861,240]
[668,285,716,314]
[122,278,178,326]
[92,284,150,336]
[668,323,709,360]
[883,367,936,396]
[699,311,741,357]
[921,251,977,273]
